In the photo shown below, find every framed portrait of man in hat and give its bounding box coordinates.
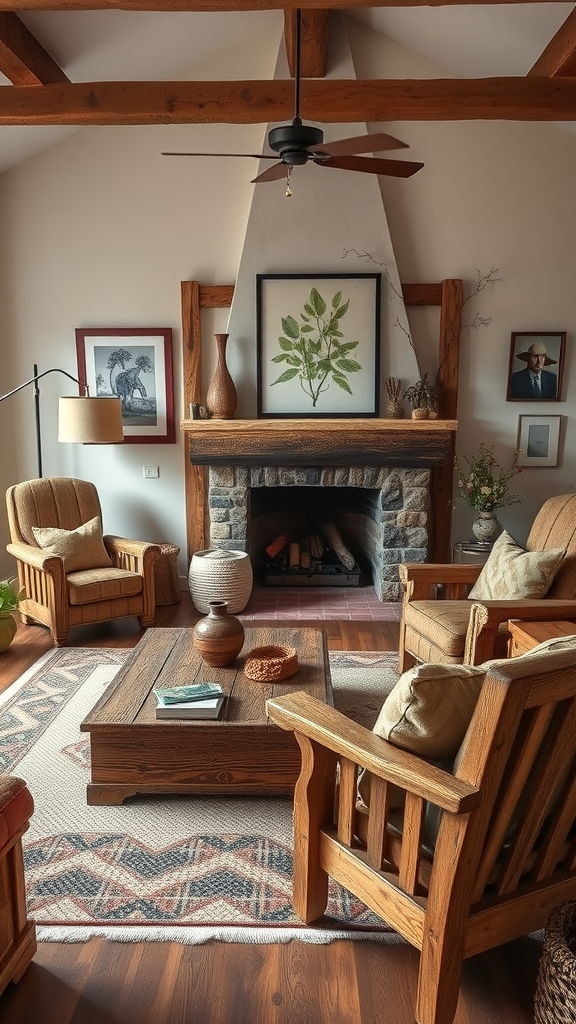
[506,331,566,402]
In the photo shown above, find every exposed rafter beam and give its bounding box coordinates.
[284,9,329,78]
[2,77,576,125]
[0,0,571,9]
[528,7,576,77]
[0,11,69,83]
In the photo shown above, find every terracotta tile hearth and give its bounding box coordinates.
[238,584,400,622]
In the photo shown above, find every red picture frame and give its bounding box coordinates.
[76,327,175,444]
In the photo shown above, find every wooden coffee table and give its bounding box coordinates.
[80,626,332,805]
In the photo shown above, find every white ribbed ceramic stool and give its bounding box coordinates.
[188,548,253,614]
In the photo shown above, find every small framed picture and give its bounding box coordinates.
[506,332,566,402]
[517,415,561,467]
[256,272,381,418]
[76,327,175,444]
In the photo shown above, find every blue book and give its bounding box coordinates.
[153,682,223,705]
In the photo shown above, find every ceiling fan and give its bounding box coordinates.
[161,9,423,187]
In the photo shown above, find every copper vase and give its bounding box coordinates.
[206,333,237,419]
[192,600,245,667]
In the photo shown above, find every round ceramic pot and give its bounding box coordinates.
[192,600,245,667]
[188,548,253,614]
[471,511,501,544]
[411,407,429,420]
[0,613,17,653]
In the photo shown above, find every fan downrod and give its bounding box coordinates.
[268,117,323,165]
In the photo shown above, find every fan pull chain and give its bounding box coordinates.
[285,166,293,197]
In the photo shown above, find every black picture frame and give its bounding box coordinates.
[506,331,566,402]
[256,273,381,418]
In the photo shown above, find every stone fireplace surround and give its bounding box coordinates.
[183,418,458,602]
[207,464,430,601]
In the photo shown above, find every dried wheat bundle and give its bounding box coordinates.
[385,377,401,401]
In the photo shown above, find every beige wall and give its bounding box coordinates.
[1,18,575,581]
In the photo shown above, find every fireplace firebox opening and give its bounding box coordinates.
[207,465,431,601]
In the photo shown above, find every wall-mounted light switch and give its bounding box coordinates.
[143,466,159,479]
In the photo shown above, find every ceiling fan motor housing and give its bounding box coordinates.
[268,120,324,165]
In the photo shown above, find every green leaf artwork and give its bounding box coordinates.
[270,288,361,408]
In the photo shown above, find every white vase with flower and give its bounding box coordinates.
[454,443,522,544]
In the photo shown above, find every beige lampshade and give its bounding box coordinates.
[58,397,124,444]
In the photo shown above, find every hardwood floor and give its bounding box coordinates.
[0,596,541,1024]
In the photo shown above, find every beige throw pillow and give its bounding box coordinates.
[32,517,112,573]
[468,530,565,601]
[372,661,485,759]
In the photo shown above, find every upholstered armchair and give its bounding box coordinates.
[6,477,161,646]
[267,644,576,1024]
[0,776,36,996]
[399,493,576,669]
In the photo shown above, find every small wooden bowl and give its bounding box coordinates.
[243,644,299,682]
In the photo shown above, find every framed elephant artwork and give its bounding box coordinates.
[75,327,175,443]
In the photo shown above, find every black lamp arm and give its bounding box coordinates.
[0,367,89,404]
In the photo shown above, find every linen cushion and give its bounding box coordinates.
[32,516,112,573]
[402,601,474,663]
[67,567,142,605]
[468,530,565,601]
[372,661,485,759]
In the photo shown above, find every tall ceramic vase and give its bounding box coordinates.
[206,333,237,420]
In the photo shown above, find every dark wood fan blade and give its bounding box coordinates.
[309,132,409,157]
[251,162,291,184]
[161,152,276,159]
[318,155,424,178]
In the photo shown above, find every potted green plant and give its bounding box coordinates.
[403,374,439,419]
[0,577,23,653]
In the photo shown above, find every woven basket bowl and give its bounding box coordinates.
[188,548,253,614]
[243,644,299,683]
[535,900,576,1024]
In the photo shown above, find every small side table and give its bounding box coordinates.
[452,541,494,565]
[508,620,576,658]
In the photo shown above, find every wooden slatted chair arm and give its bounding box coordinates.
[266,692,479,816]
[399,563,483,585]
[6,541,66,577]
[103,536,162,573]
[465,600,576,664]
[472,599,576,624]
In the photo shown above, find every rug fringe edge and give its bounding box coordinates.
[36,925,399,945]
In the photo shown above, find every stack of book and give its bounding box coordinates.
[153,682,225,720]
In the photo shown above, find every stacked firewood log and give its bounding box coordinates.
[264,522,356,573]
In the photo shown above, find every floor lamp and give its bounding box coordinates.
[0,364,124,478]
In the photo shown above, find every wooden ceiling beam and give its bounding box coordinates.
[284,9,329,78]
[2,77,576,125]
[528,7,576,77]
[0,0,570,10]
[0,11,69,83]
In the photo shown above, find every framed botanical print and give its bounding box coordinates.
[256,273,381,418]
[506,332,566,402]
[76,327,175,443]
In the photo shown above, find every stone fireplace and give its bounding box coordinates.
[206,463,430,600]
[183,417,457,601]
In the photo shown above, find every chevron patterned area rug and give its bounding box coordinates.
[0,646,399,944]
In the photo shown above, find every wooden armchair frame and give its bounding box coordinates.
[398,561,576,667]
[267,647,576,1024]
[398,493,576,669]
[6,478,161,646]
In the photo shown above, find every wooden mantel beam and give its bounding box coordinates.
[2,76,576,125]
[0,0,571,8]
